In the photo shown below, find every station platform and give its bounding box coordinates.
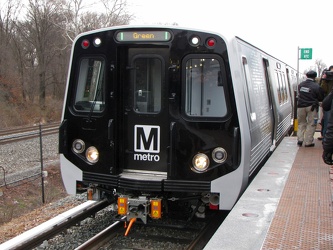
[204,135,333,249]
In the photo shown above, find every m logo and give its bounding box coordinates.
[134,125,160,153]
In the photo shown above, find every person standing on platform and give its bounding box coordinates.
[319,65,333,139]
[321,75,333,164]
[297,70,324,147]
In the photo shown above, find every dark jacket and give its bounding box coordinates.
[322,91,333,111]
[320,79,333,97]
[322,92,333,153]
[297,78,324,108]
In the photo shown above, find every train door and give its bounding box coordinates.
[263,58,277,144]
[119,48,169,172]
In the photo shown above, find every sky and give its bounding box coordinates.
[126,0,333,74]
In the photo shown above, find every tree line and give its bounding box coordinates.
[0,0,131,127]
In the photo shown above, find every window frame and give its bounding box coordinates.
[131,54,164,114]
[181,54,230,122]
[71,56,106,115]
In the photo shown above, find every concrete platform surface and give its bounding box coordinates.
[204,136,333,249]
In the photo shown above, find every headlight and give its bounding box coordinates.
[86,146,99,164]
[212,147,227,163]
[72,139,85,154]
[192,153,209,172]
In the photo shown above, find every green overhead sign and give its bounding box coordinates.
[300,48,312,60]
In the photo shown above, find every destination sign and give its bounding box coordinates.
[115,31,172,42]
[300,48,312,60]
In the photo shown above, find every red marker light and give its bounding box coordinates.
[206,38,216,48]
[82,39,90,49]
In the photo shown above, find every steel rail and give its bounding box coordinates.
[0,199,110,250]
[0,123,59,145]
[75,216,126,250]
[186,211,227,250]
[0,122,60,136]
[75,212,227,250]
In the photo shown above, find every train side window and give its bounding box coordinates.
[183,57,227,118]
[279,73,286,103]
[242,57,256,122]
[275,72,282,105]
[262,58,274,110]
[282,72,288,103]
[275,71,288,105]
[133,57,162,113]
[74,57,105,112]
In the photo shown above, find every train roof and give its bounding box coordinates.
[74,25,297,72]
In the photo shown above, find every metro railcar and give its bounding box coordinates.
[59,25,297,223]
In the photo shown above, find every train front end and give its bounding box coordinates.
[59,26,245,223]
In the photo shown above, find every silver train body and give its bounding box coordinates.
[59,26,296,223]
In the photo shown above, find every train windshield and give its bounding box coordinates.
[74,57,105,112]
[184,57,227,118]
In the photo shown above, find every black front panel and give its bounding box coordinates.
[61,27,240,188]
[120,48,169,172]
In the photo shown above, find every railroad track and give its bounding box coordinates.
[0,122,60,145]
[0,200,110,250]
[76,210,227,250]
[75,216,126,250]
[1,201,226,250]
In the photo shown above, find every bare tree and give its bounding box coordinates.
[15,0,66,108]
[303,59,328,79]
[0,0,19,73]
[0,0,22,101]
[0,0,133,126]
[11,26,35,101]
[315,59,327,77]
[64,0,84,40]
[100,0,132,26]
[62,0,131,41]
